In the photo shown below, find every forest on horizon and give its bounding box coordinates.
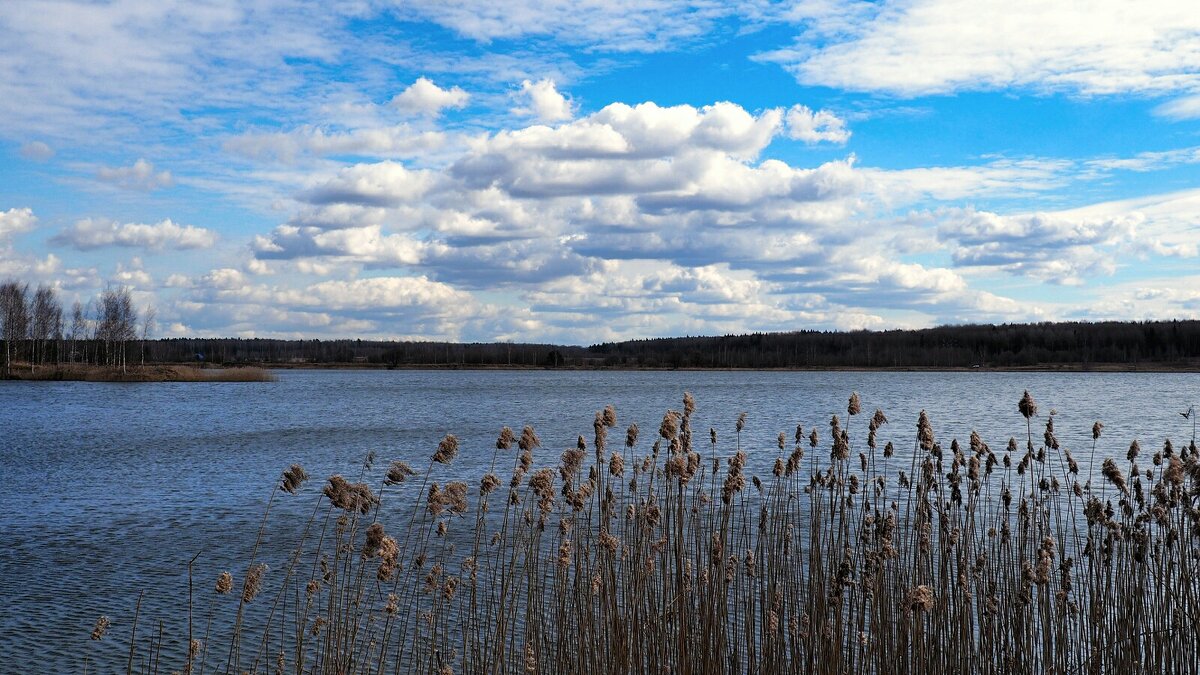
[160,319,1200,369]
[4,278,1200,371]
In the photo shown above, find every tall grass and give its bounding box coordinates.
[87,390,1200,673]
[9,364,276,382]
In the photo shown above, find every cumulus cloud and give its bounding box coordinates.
[785,105,850,144]
[253,224,431,266]
[53,218,217,251]
[0,207,37,240]
[95,159,174,191]
[760,0,1200,97]
[19,141,54,160]
[299,161,437,207]
[514,79,574,123]
[935,207,1140,284]
[390,77,470,116]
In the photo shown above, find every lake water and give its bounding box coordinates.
[1,369,1197,672]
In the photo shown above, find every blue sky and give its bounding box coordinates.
[2,0,1199,343]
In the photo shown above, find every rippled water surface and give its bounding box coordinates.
[2,369,1197,672]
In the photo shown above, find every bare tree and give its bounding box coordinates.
[141,305,156,366]
[69,301,86,363]
[0,280,29,376]
[98,286,137,372]
[30,285,62,368]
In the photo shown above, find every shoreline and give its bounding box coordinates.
[4,361,1198,381]
[1,364,276,382]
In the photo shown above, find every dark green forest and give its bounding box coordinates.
[73,320,1200,370]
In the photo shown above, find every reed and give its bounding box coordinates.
[87,390,1200,674]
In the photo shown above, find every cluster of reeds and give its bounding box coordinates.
[87,391,1200,674]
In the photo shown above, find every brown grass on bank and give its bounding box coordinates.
[86,390,1200,674]
[5,364,276,382]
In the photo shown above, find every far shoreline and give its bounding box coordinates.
[4,361,1198,382]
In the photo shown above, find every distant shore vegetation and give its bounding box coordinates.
[4,275,1200,376]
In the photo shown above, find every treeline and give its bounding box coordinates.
[0,280,153,375]
[147,338,589,367]
[588,321,1200,369]
[6,276,1200,372]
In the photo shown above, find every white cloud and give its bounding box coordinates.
[53,218,217,251]
[935,207,1139,285]
[760,0,1200,97]
[96,159,174,191]
[785,105,850,144]
[225,125,448,163]
[390,77,470,116]
[299,161,437,207]
[388,1,734,52]
[1154,95,1200,121]
[514,79,574,123]
[19,141,54,160]
[0,207,37,240]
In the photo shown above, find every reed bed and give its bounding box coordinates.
[86,391,1200,674]
[8,364,276,382]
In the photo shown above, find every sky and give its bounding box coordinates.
[1,0,1199,344]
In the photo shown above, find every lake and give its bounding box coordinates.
[1,369,1197,671]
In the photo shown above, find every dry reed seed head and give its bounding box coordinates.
[873,408,889,429]
[578,434,587,451]
[384,460,417,485]
[626,423,640,449]
[519,425,541,452]
[363,522,386,557]
[497,426,515,450]
[481,473,501,495]
[91,615,110,640]
[609,452,625,476]
[559,448,585,481]
[216,571,233,595]
[524,643,537,674]
[519,449,533,472]
[1166,455,1185,486]
[917,410,935,451]
[433,434,460,464]
[437,520,448,536]
[883,441,894,458]
[444,481,470,513]
[908,584,935,612]
[384,593,399,615]
[280,464,309,494]
[773,457,784,477]
[557,539,572,569]
[603,404,618,428]
[709,427,717,446]
[323,475,379,514]
[659,410,680,440]
[1102,458,1129,494]
[306,579,320,595]
[1019,390,1037,419]
[427,484,445,516]
[443,576,458,600]
[188,638,202,661]
[1128,440,1141,461]
[848,392,862,416]
[736,412,747,433]
[1092,421,1104,440]
[242,563,267,603]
